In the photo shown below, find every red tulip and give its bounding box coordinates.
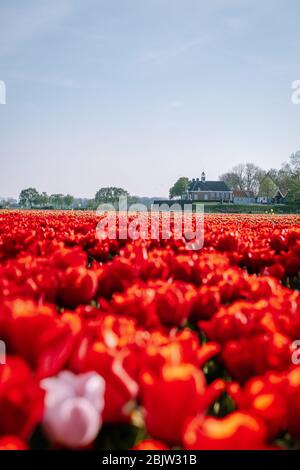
[183,412,267,450]
[132,439,169,450]
[60,267,98,307]
[0,436,28,450]
[0,357,44,439]
[140,363,224,445]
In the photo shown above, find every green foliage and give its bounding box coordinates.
[169,177,190,199]
[287,176,300,204]
[63,194,74,208]
[19,189,75,209]
[95,187,129,204]
[19,188,40,208]
[49,194,65,209]
[258,175,278,198]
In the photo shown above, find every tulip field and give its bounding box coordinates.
[1,210,300,450]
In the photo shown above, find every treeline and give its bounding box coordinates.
[220,151,300,203]
[17,187,157,210]
[19,189,77,209]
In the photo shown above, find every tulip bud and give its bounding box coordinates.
[41,371,105,448]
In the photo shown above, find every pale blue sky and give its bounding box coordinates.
[1,0,300,198]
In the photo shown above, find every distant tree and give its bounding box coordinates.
[19,189,75,209]
[38,192,49,207]
[219,171,243,191]
[269,152,300,203]
[244,163,265,193]
[290,151,300,174]
[233,164,247,190]
[267,166,289,195]
[287,178,300,204]
[267,168,279,182]
[95,187,129,205]
[220,163,264,195]
[169,177,190,199]
[63,194,74,208]
[49,194,65,209]
[283,152,300,204]
[86,199,97,210]
[19,188,40,208]
[258,175,279,200]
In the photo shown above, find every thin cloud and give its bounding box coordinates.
[141,33,215,64]
[141,14,246,65]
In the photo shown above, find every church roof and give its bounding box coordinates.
[188,180,231,192]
